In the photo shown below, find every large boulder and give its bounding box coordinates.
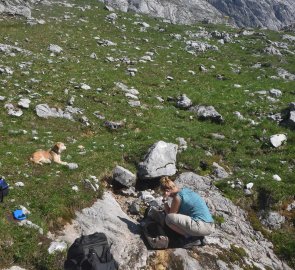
[0,0,34,18]
[57,192,148,269]
[137,141,178,179]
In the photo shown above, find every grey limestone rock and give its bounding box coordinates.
[212,162,229,179]
[208,0,295,30]
[189,105,224,123]
[5,103,23,117]
[18,98,31,109]
[277,68,295,81]
[0,43,32,56]
[35,104,82,121]
[138,141,178,179]
[58,192,148,269]
[99,0,295,30]
[174,172,291,270]
[260,211,286,230]
[270,134,287,148]
[0,0,31,18]
[176,94,192,109]
[48,44,63,54]
[112,165,136,187]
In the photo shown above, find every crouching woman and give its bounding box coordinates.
[160,176,214,247]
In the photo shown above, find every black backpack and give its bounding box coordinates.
[64,232,118,270]
[0,178,9,203]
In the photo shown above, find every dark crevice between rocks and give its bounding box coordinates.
[135,176,162,191]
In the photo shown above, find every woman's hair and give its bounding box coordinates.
[160,176,176,191]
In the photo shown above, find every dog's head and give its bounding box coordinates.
[51,142,66,154]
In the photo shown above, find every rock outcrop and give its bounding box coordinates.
[0,0,35,18]
[2,0,295,30]
[208,0,295,30]
[57,173,292,270]
[100,0,295,30]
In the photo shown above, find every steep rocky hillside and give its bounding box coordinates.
[98,0,295,30]
[1,0,295,29]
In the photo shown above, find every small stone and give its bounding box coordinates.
[245,182,254,189]
[15,182,25,187]
[48,241,67,254]
[80,83,91,90]
[273,175,281,181]
[68,163,78,170]
[270,134,287,148]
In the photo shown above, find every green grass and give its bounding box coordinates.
[0,0,295,268]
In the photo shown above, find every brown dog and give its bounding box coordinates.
[30,142,68,165]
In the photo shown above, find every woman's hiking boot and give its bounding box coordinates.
[183,236,206,249]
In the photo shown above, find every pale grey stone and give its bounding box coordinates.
[264,46,281,55]
[57,192,148,269]
[211,133,225,140]
[176,137,187,153]
[270,134,287,148]
[176,94,192,109]
[186,41,218,54]
[48,241,67,254]
[113,166,136,187]
[212,162,229,179]
[104,120,124,130]
[128,100,141,107]
[189,105,224,123]
[216,260,229,270]
[35,104,82,121]
[269,89,282,97]
[115,82,139,95]
[48,44,63,54]
[5,103,23,117]
[261,211,285,230]
[68,163,78,170]
[138,141,178,179]
[277,68,295,81]
[18,98,31,109]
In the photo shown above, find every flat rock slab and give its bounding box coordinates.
[57,191,148,270]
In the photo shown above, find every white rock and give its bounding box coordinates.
[48,44,63,54]
[80,83,91,90]
[15,182,25,187]
[68,163,78,170]
[269,89,282,97]
[246,182,254,189]
[90,53,97,59]
[273,174,281,181]
[19,205,30,215]
[18,98,31,109]
[72,185,79,192]
[270,134,287,148]
[48,241,67,254]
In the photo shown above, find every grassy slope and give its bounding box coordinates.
[0,0,294,268]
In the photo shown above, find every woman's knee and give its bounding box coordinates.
[165,213,176,226]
